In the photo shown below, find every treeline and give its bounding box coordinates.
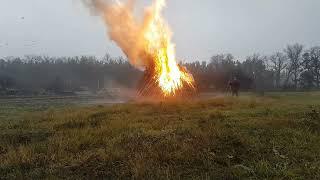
[186,43,320,92]
[0,43,319,95]
[0,55,142,95]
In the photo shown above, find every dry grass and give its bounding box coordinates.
[0,93,320,179]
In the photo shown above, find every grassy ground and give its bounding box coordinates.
[0,92,319,179]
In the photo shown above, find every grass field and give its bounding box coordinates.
[0,92,320,179]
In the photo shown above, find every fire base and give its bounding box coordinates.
[137,70,197,99]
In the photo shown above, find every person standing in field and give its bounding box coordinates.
[228,77,240,96]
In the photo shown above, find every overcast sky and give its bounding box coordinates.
[1,0,320,61]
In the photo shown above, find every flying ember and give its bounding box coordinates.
[85,0,195,97]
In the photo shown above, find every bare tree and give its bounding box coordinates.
[269,52,287,89]
[284,43,304,89]
[243,54,268,94]
[309,46,320,88]
[102,53,112,63]
[210,53,234,71]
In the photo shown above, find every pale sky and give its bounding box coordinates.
[0,0,320,61]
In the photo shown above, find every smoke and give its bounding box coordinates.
[82,0,167,69]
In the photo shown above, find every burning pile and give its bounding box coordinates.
[84,0,196,98]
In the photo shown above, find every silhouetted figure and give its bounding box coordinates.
[228,78,240,96]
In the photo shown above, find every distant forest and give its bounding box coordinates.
[0,43,320,96]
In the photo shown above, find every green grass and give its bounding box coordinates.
[0,92,320,179]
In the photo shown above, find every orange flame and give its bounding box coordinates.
[142,0,195,96]
[85,0,195,96]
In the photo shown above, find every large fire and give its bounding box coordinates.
[142,0,195,96]
[84,0,195,97]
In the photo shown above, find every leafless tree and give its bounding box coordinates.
[284,43,304,89]
[244,54,269,94]
[309,46,320,88]
[210,53,234,71]
[269,52,287,89]
[102,53,112,63]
